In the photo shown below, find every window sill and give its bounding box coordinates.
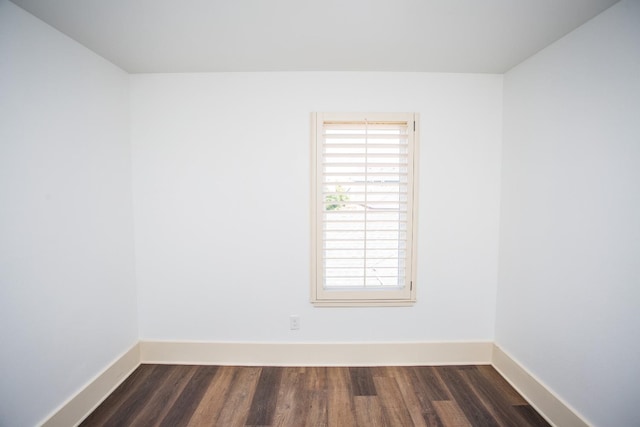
[311,299,416,307]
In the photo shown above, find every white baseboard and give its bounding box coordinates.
[491,345,590,427]
[41,343,140,427]
[139,341,493,366]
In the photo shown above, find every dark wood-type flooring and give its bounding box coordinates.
[81,364,550,426]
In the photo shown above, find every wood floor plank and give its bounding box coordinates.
[409,367,447,426]
[389,366,430,427]
[373,376,415,426]
[354,396,389,427]
[211,367,261,426]
[476,365,528,406]
[271,368,308,426]
[436,366,500,427]
[80,364,156,426]
[413,366,451,401]
[246,367,283,426]
[433,400,472,427]
[326,367,357,427]
[304,366,327,392]
[301,367,328,427]
[130,365,197,427]
[513,405,552,427]
[370,365,393,379]
[304,390,328,427]
[462,366,532,427]
[158,365,218,427]
[101,364,174,427]
[349,367,377,396]
[187,366,237,426]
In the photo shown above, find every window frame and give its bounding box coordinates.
[310,112,419,307]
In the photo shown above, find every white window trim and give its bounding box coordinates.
[310,112,419,307]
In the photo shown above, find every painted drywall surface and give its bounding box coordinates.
[496,1,640,426]
[131,72,503,342]
[0,2,138,426]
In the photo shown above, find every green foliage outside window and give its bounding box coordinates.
[325,185,350,211]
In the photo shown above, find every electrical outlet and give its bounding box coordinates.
[290,315,300,330]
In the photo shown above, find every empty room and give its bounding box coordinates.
[1,0,639,426]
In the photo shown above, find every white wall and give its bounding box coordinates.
[497,1,640,426]
[0,2,138,426]
[131,72,503,342]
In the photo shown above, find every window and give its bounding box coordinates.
[311,112,419,306]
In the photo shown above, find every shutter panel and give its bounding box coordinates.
[314,113,416,301]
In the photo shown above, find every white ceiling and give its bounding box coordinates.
[10,0,619,74]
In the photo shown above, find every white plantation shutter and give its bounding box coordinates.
[311,112,418,305]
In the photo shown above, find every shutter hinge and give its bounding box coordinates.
[413,121,415,131]
[410,281,413,291]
